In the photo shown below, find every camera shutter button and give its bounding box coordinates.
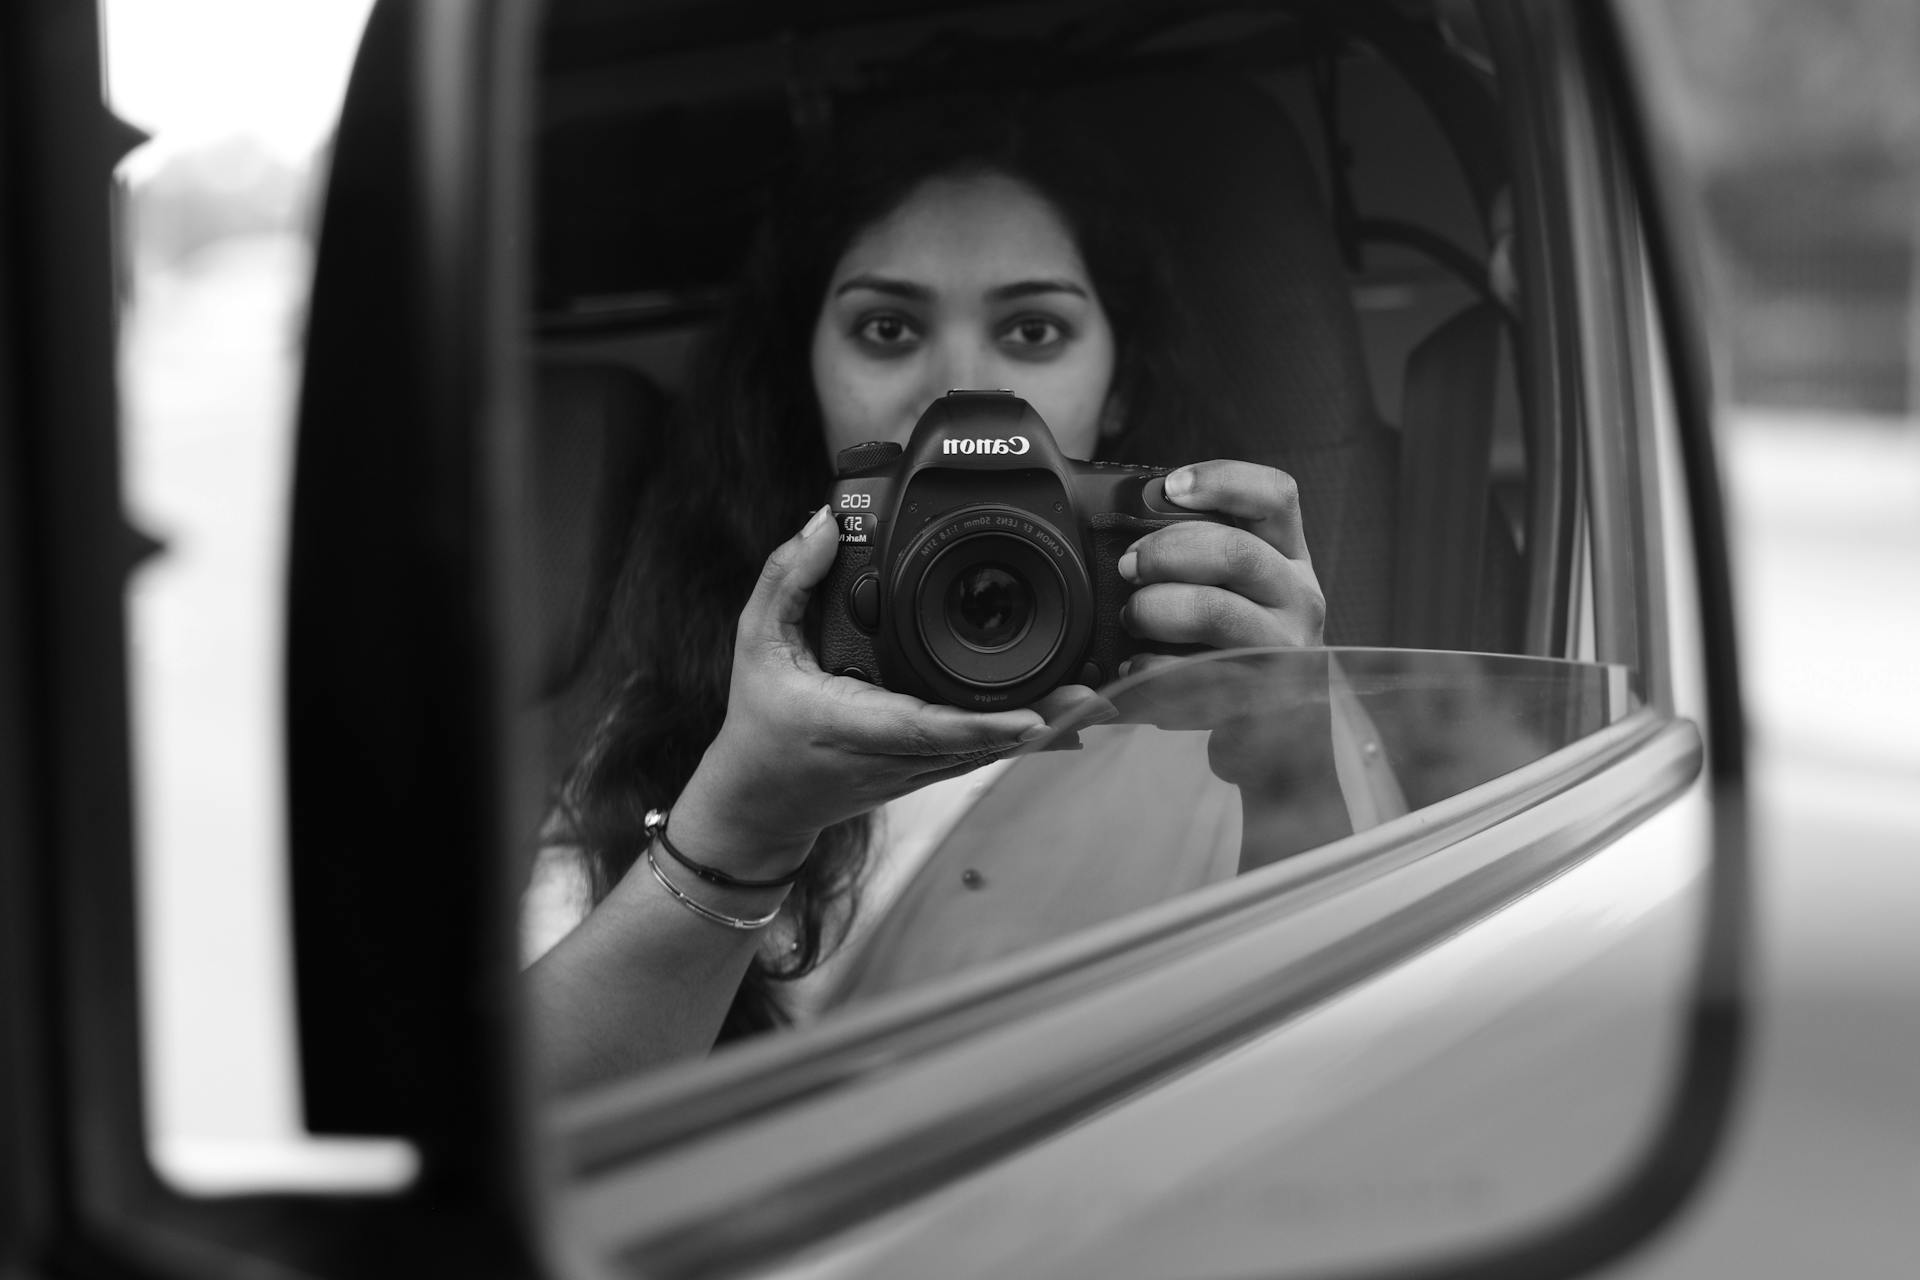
[850,572,882,631]
[1141,476,1183,515]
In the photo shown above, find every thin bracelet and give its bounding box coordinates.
[644,807,805,889]
[643,843,786,931]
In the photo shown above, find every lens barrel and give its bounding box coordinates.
[891,506,1090,703]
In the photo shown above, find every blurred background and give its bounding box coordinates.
[104,0,384,1187]
[106,0,1920,414]
[102,0,1918,1188]
[1644,0,1920,414]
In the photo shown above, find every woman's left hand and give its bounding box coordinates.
[1118,459,1325,657]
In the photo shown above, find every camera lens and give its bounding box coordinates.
[946,563,1033,652]
[894,510,1093,704]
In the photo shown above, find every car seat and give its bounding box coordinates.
[1049,73,1400,646]
[517,72,1404,803]
[522,360,663,796]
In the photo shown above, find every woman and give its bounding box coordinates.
[527,99,1326,1090]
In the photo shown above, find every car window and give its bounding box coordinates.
[827,647,1631,1009]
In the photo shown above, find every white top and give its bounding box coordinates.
[785,760,1014,1017]
[517,763,1013,1012]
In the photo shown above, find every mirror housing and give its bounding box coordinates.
[283,0,543,1224]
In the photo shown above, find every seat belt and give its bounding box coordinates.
[1392,301,1504,650]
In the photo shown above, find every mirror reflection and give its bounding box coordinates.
[97,0,1732,1271]
[518,7,1601,1093]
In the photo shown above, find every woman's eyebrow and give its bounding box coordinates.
[831,276,1091,303]
[833,274,932,301]
[987,279,1090,302]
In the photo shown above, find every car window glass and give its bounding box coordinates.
[826,647,1632,1009]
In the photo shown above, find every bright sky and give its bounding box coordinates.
[103,0,376,170]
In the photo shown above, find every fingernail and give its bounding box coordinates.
[1117,550,1139,584]
[1164,468,1194,500]
[801,505,832,538]
[1080,705,1119,726]
[1017,724,1049,743]
[1116,659,1133,678]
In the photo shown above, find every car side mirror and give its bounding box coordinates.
[0,2,1752,1278]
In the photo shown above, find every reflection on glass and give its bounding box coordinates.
[524,0,1551,1094]
[829,647,1630,1007]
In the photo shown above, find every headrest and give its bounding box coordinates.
[1051,74,1378,455]
[1054,74,1396,644]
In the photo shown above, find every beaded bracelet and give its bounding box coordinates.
[643,807,806,889]
[643,844,786,931]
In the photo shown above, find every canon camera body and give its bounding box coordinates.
[815,391,1222,709]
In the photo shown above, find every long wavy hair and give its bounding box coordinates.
[559,91,1212,1042]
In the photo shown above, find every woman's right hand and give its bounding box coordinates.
[668,505,1104,879]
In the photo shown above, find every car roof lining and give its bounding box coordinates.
[530,0,1481,314]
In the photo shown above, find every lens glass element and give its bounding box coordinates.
[901,517,1086,699]
[946,563,1033,652]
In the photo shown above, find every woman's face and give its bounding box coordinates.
[811,170,1117,460]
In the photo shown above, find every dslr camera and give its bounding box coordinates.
[815,391,1223,709]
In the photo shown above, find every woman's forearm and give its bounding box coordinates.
[524,863,768,1091]
[526,770,820,1092]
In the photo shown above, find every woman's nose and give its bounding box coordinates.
[928,334,997,397]
[899,336,1011,437]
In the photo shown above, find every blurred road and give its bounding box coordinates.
[1611,409,1920,1276]
[1725,410,1920,770]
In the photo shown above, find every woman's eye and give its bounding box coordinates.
[1000,315,1069,355]
[853,313,920,350]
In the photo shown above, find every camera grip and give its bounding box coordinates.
[1088,513,1211,680]
[814,546,881,682]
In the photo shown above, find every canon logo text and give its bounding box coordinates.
[943,436,1030,456]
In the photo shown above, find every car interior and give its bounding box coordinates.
[520,0,1544,800]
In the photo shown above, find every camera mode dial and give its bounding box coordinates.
[835,441,903,475]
